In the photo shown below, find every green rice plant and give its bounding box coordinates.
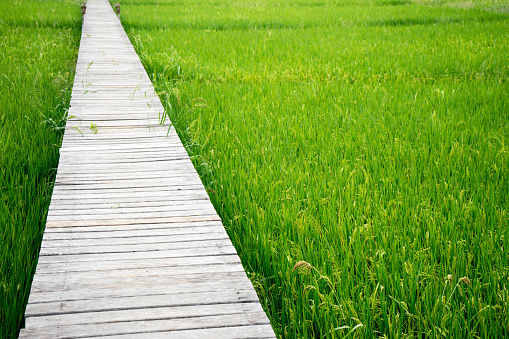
[116,0,508,337]
[0,1,80,338]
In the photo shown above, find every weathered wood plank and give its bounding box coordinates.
[27,278,254,304]
[61,127,171,137]
[53,173,199,182]
[46,196,211,209]
[53,175,202,186]
[96,325,276,339]
[58,143,183,151]
[46,208,217,220]
[54,155,192,165]
[48,189,209,202]
[63,120,168,128]
[25,297,263,322]
[39,232,229,249]
[47,202,214,216]
[36,248,240,267]
[41,224,225,239]
[58,149,188,157]
[51,183,205,195]
[54,170,198,181]
[45,211,218,222]
[56,152,192,162]
[38,238,233,256]
[55,156,190,166]
[19,312,271,339]
[48,189,208,201]
[30,264,248,289]
[46,207,216,218]
[45,215,222,228]
[29,271,251,295]
[41,220,223,234]
[23,305,268,334]
[55,158,191,168]
[34,253,240,274]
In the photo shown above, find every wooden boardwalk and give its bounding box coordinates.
[19,0,275,337]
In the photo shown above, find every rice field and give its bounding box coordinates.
[0,1,80,337]
[115,0,509,337]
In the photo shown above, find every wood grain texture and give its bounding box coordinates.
[18,0,275,337]
[19,312,273,339]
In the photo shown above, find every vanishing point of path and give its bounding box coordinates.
[19,0,275,337]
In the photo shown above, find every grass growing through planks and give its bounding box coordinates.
[115,0,509,337]
[0,1,81,337]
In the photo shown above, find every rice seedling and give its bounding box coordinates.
[113,0,509,337]
[0,1,80,337]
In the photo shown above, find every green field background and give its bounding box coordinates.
[0,1,81,337]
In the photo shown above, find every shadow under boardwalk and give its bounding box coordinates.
[18,0,275,337]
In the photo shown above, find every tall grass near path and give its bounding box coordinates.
[117,0,508,337]
[0,1,80,338]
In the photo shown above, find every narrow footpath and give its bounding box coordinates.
[19,0,275,337]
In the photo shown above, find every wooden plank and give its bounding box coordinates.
[66,111,164,117]
[45,215,222,229]
[53,176,203,187]
[47,202,214,215]
[47,189,209,202]
[49,187,208,199]
[59,143,185,151]
[50,185,207,194]
[61,127,171,136]
[67,116,165,122]
[54,158,191,168]
[53,166,195,176]
[50,179,205,192]
[54,168,196,177]
[25,296,263,321]
[60,137,177,146]
[41,220,223,234]
[29,271,250,295]
[41,224,226,239]
[30,264,247,287]
[56,166,190,174]
[38,238,233,256]
[58,147,187,154]
[39,232,230,249]
[96,325,276,339]
[45,211,218,222]
[69,99,162,106]
[34,254,240,274]
[27,278,255,304]
[49,191,208,200]
[56,151,191,160]
[54,169,198,180]
[46,207,217,219]
[55,156,190,165]
[19,312,271,339]
[63,120,168,127]
[46,196,211,209]
[54,155,190,164]
[46,207,216,218]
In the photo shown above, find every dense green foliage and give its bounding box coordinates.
[0,1,80,337]
[117,0,509,337]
